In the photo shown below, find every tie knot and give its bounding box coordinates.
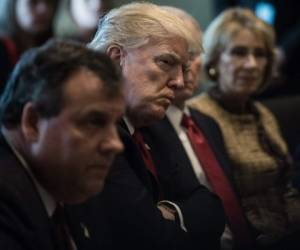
[181,114,194,129]
[132,130,143,143]
[52,203,66,225]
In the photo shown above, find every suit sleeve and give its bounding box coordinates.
[99,153,196,250]
[102,136,225,249]
[0,188,35,250]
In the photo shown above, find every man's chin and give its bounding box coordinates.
[69,180,106,204]
[155,105,168,118]
[175,91,193,101]
[145,108,166,125]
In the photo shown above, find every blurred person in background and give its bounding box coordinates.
[212,0,300,177]
[189,7,300,250]
[213,0,300,97]
[55,0,114,43]
[0,0,60,95]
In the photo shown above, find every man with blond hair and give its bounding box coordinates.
[69,3,225,250]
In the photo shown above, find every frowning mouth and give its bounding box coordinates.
[164,93,175,102]
[89,160,114,170]
[158,95,174,107]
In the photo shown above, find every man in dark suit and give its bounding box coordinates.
[141,7,256,250]
[68,2,225,250]
[0,39,124,250]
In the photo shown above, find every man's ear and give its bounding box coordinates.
[106,45,126,67]
[21,102,40,142]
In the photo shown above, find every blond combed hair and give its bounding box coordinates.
[161,6,203,56]
[89,2,196,53]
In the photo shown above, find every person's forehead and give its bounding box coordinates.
[144,37,189,59]
[62,68,121,104]
[228,29,265,48]
[63,83,124,116]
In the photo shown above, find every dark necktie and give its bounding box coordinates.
[181,113,254,248]
[52,204,74,250]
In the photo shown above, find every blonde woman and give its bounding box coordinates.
[189,7,300,250]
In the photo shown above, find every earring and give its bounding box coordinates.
[208,67,217,76]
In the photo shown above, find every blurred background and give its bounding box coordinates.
[55,0,213,38]
[1,0,299,157]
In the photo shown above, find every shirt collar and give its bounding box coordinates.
[166,105,191,127]
[123,116,135,135]
[1,127,56,217]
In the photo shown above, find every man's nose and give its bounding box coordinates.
[168,67,185,89]
[101,127,124,154]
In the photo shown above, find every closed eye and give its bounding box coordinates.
[79,112,110,129]
[154,55,177,70]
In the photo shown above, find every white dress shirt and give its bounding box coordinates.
[166,106,234,250]
[166,105,212,189]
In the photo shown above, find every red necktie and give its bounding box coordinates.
[132,130,159,182]
[181,114,254,248]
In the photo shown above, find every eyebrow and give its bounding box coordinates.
[157,51,188,66]
[165,51,181,62]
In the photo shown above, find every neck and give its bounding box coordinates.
[210,87,251,114]
[173,100,185,111]
[126,111,147,129]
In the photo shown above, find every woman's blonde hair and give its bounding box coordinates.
[203,7,275,91]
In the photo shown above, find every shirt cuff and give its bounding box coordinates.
[157,200,188,232]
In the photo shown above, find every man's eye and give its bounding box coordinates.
[82,115,108,128]
[158,59,172,66]
[155,56,175,69]
[89,117,106,126]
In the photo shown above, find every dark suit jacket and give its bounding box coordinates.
[69,120,225,250]
[141,108,239,246]
[0,133,57,250]
[0,133,88,250]
[141,108,234,197]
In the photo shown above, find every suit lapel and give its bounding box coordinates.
[0,134,56,250]
[117,122,159,201]
[190,108,234,180]
[142,118,200,199]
